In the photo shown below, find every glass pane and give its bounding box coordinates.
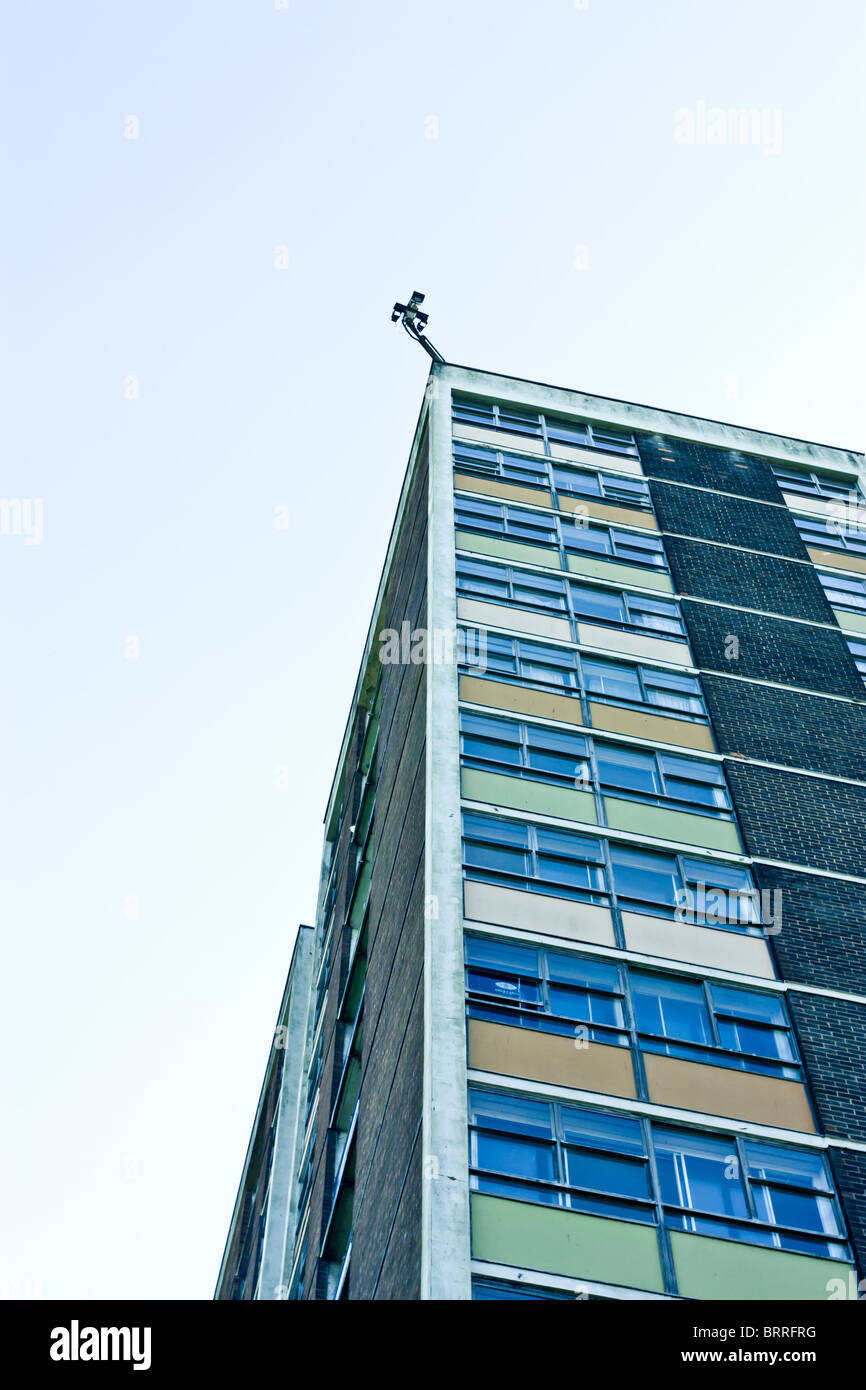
[469,1088,553,1138]
[564,1148,650,1199]
[465,935,539,975]
[464,841,529,877]
[560,1106,644,1155]
[565,524,613,556]
[468,968,542,1007]
[570,584,626,624]
[476,1132,556,1184]
[547,417,590,445]
[454,442,498,471]
[596,745,660,795]
[610,846,678,907]
[546,951,620,992]
[631,973,712,1044]
[745,1142,830,1191]
[463,812,529,848]
[655,1128,749,1219]
[754,1186,840,1237]
[553,465,601,497]
[535,826,603,862]
[582,658,642,703]
[711,985,787,1027]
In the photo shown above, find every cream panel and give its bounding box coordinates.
[782,492,857,520]
[549,443,644,475]
[577,622,694,666]
[457,598,572,642]
[833,608,866,634]
[464,880,616,946]
[621,910,775,978]
[453,423,547,456]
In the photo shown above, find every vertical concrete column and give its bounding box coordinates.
[421,364,472,1300]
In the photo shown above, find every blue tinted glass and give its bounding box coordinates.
[631,974,712,1044]
[560,1107,644,1155]
[565,524,613,555]
[546,952,620,992]
[476,1133,555,1184]
[596,745,659,794]
[582,658,642,702]
[553,465,600,496]
[463,812,528,848]
[470,1089,553,1138]
[711,985,787,1027]
[570,584,626,623]
[535,827,603,862]
[745,1142,829,1190]
[610,846,678,906]
[655,1129,749,1218]
[465,935,539,974]
[565,1148,650,1198]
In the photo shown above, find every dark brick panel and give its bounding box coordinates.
[788,992,866,1143]
[667,537,832,624]
[754,864,866,996]
[682,600,865,698]
[726,762,866,878]
[829,1148,866,1282]
[650,480,806,558]
[701,674,866,780]
[637,433,783,502]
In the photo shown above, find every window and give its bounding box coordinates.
[552,464,651,509]
[609,844,761,931]
[847,637,866,685]
[773,465,864,502]
[466,935,626,1044]
[469,1088,653,1221]
[456,557,568,613]
[470,1089,849,1260]
[462,810,607,902]
[463,637,705,716]
[465,936,801,1080]
[595,744,730,815]
[563,519,667,569]
[656,1129,846,1258]
[472,1278,576,1300]
[819,571,866,613]
[453,397,639,458]
[570,582,685,637]
[795,514,866,556]
[631,974,799,1078]
[460,711,731,817]
[583,658,705,717]
[455,497,558,547]
[453,441,549,489]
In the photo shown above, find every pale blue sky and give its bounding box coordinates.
[1,0,863,1300]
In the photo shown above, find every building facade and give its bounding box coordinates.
[217,362,866,1301]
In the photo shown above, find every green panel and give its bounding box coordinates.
[566,552,674,593]
[462,768,597,824]
[471,1194,665,1292]
[455,530,563,571]
[348,859,373,928]
[834,608,866,634]
[671,1231,855,1301]
[603,796,743,852]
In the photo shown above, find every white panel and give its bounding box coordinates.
[577,622,693,666]
[457,597,572,642]
[622,911,775,978]
[464,881,615,946]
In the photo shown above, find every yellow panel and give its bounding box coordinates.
[588,700,715,751]
[469,1019,637,1097]
[807,548,866,575]
[644,1054,816,1131]
[460,674,585,726]
[463,880,616,945]
[454,472,554,509]
[457,598,572,642]
[558,496,659,531]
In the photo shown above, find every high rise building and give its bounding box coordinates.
[216,358,866,1302]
